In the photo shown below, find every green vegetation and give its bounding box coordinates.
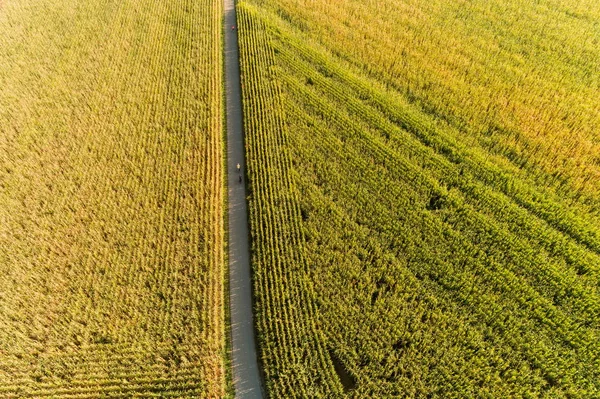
[0,0,226,397]
[237,0,600,397]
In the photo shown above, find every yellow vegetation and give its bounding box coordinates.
[0,0,225,396]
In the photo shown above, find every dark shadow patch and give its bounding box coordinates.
[371,290,379,305]
[300,205,309,221]
[157,291,167,302]
[543,372,560,388]
[393,337,411,351]
[376,276,395,294]
[575,263,589,276]
[426,193,445,211]
[329,349,357,392]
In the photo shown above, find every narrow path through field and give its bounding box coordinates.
[224,0,265,398]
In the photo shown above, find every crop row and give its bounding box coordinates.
[272,39,600,323]
[285,92,598,395]
[237,2,599,397]
[0,0,225,396]
[236,4,341,397]
[256,0,600,206]
[271,24,600,263]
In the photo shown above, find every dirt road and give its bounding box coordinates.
[224,0,265,398]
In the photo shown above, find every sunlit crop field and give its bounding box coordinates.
[237,0,600,397]
[0,0,225,396]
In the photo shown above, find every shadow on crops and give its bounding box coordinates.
[328,348,357,392]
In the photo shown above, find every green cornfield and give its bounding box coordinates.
[237,0,600,397]
[0,0,226,396]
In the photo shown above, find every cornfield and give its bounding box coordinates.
[237,0,600,397]
[2,0,599,396]
[0,0,226,396]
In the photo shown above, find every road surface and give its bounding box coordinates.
[224,0,265,398]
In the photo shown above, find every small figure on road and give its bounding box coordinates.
[236,163,241,173]
[239,175,242,183]
[231,25,235,31]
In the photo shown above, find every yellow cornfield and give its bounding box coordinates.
[0,0,226,396]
